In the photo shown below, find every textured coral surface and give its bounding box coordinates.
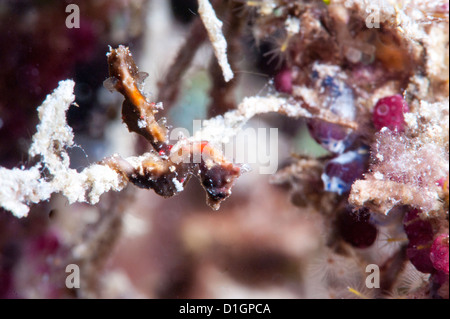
[0,0,448,299]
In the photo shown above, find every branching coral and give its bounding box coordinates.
[0,80,126,218]
[350,98,449,215]
[237,0,448,298]
[0,0,449,299]
[0,40,360,218]
[0,46,241,217]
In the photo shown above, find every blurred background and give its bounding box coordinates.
[0,0,429,299]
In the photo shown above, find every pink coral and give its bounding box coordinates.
[274,68,293,94]
[372,95,409,132]
[430,234,450,275]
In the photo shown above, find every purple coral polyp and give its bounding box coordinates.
[274,67,293,94]
[403,209,448,275]
[338,207,378,249]
[373,94,409,132]
[321,148,369,195]
[431,234,450,275]
[307,119,354,154]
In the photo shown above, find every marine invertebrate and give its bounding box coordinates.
[0,46,242,216]
[321,147,369,195]
[0,0,448,300]
[0,43,358,218]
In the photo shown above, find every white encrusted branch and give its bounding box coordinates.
[188,94,357,146]
[198,0,234,82]
[0,82,356,218]
[189,95,310,145]
[0,80,126,218]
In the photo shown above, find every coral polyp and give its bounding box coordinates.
[0,0,448,299]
